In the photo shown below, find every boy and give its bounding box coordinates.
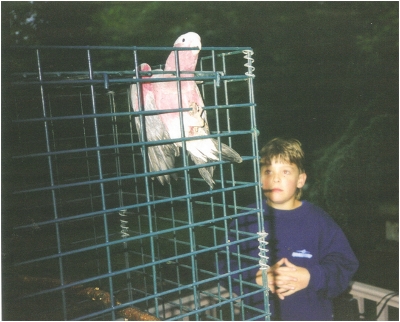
[219,138,358,320]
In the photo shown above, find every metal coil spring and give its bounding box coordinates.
[119,209,129,238]
[243,49,255,78]
[257,230,270,270]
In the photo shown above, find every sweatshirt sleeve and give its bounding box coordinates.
[307,219,359,298]
[217,214,260,297]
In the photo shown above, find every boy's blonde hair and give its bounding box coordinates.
[260,137,305,199]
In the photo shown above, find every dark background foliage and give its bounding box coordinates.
[2,1,398,291]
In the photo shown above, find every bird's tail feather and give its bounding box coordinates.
[148,145,178,185]
[198,167,215,189]
[189,153,215,188]
[188,139,241,188]
[212,139,243,163]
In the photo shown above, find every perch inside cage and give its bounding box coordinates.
[6,33,270,321]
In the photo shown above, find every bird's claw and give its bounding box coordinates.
[188,103,205,131]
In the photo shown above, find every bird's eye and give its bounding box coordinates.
[182,38,186,42]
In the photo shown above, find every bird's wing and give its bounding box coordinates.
[131,65,179,184]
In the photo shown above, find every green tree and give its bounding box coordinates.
[308,107,398,229]
[3,1,104,45]
[305,2,398,228]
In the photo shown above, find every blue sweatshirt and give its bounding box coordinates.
[219,200,359,320]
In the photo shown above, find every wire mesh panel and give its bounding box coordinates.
[4,43,270,321]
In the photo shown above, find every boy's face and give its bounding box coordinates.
[260,158,307,210]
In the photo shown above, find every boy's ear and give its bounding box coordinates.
[297,173,307,188]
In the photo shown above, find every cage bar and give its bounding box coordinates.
[4,44,270,320]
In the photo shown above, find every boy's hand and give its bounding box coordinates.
[256,257,310,300]
[256,258,287,293]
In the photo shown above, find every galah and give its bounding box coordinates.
[131,32,242,188]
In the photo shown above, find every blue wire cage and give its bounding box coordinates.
[5,44,270,320]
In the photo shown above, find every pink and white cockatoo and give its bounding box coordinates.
[131,32,242,188]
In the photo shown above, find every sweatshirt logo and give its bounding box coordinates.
[292,249,313,258]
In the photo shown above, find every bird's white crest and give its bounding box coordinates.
[174,32,202,53]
